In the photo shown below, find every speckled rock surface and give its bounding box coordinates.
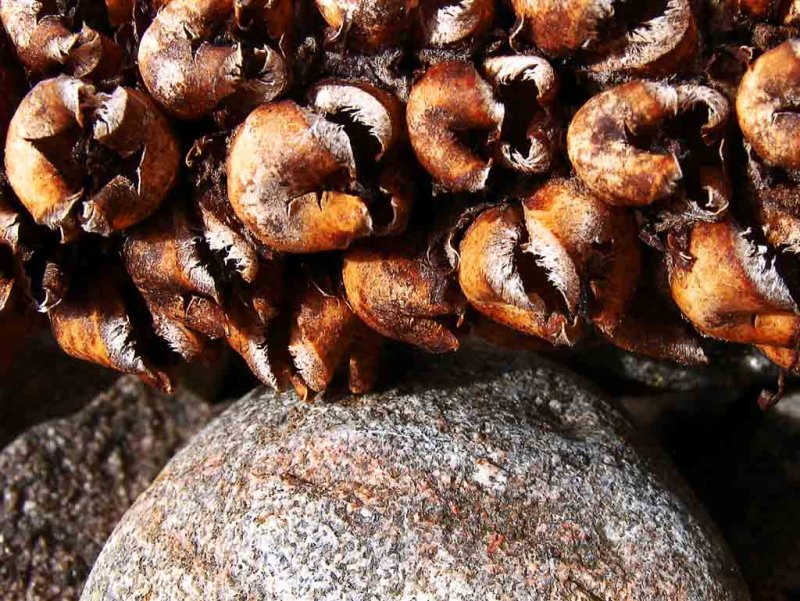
[82,348,750,601]
[0,377,213,601]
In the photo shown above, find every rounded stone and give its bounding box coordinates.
[0,376,212,601]
[82,347,750,600]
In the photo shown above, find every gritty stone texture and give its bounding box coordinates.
[0,376,213,601]
[82,347,750,601]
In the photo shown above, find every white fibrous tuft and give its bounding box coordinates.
[735,228,797,312]
[310,84,394,156]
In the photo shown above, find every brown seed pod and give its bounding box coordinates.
[288,275,382,396]
[530,178,642,337]
[458,178,641,346]
[227,82,410,253]
[316,0,417,50]
[197,186,262,284]
[568,80,730,207]
[49,273,172,391]
[407,61,502,193]
[738,40,800,171]
[5,77,180,241]
[187,134,265,284]
[225,299,290,391]
[459,204,579,344]
[511,0,698,77]
[407,59,560,192]
[105,0,135,27]
[123,205,227,359]
[483,55,561,175]
[235,0,295,46]
[343,236,465,353]
[724,0,800,24]
[599,253,708,365]
[758,343,800,372]
[138,0,290,120]
[671,218,800,347]
[0,0,124,78]
[416,0,495,47]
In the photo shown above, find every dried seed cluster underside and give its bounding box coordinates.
[1,0,800,400]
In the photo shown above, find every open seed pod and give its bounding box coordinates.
[738,40,800,171]
[316,0,494,52]
[568,80,730,207]
[343,234,465,353]
[227,80,412,253]
[736,41,800,251]
[600,249,709,365]
[758,343,800,373]
[5,76,180,241]
[415,0,495,48]
[48,268,172,391]
[407,58,560,193]
[671,218,800,348]
[316,0,417,51]
[458,178,641,346]
[718,0,800,27]
[123,204,226,361]
[288,269,382,398]
[0,0,125,78]
[138,0,291,120]
[511,0,699,79]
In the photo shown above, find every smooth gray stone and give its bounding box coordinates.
[0,376,213,601]
[82,348,750,600]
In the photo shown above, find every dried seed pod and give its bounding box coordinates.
[316,0,417,51]
[568,81,730,207]
[483,55,561,175]
[458,205,581,345]
[511,0,698,78]
[758,343,800,372]
[105,0,135,27]
[228,82,410,253]
[416,0,495,47]
[197,187,262,284]
[599,254,708,365]
[343,236,465,353]
[5,77,180,241]
[458,204,581,344]
[724,0,800,24]
[671,218,800,347]
[288,275,381,396]
[49,273,172,391]
[138,0,290,119]
[0,1,123,78]
[187,134,265,284]
[123,205,227,358]
[737,40,800,171]
[529,178,642,337]
[225,300,290,390]
[407,61,502,193]
[234,0,295,46]
[458,179,640,346]
[407,59,560,192]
